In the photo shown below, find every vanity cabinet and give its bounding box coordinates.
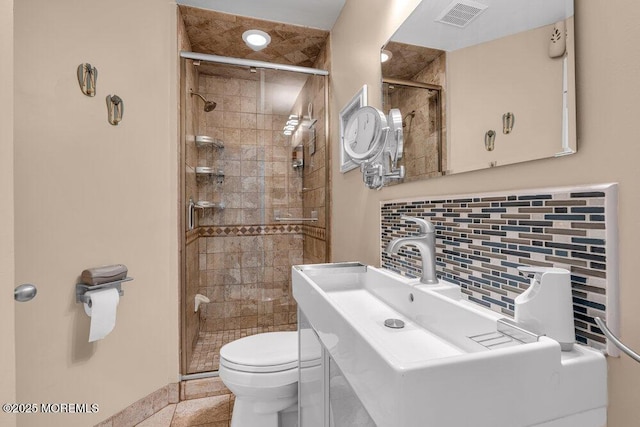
[298,309,376,427]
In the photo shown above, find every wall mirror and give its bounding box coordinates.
[381,0,575,182]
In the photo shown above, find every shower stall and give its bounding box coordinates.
[179,52,329,376]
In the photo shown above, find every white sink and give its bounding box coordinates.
[292,263,607,427]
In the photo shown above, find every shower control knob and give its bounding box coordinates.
[14,284,37,302]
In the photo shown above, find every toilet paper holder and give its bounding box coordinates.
[75,277,134,304]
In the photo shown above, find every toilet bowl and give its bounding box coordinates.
[219,331,299,427]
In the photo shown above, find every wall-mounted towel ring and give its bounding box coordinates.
[77,63,98,97]
[106,94,124,125]
[595,317,640,363]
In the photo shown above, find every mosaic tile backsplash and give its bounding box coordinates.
[381,184,618,352]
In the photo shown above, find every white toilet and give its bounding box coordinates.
[219,331,299,427]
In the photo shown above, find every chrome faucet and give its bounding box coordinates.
[385,216,438,284]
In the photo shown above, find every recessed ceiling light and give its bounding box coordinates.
[242,30,271,51]
[381,49,393,63]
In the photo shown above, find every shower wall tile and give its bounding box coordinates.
[179,6,329,69]
[287,39,330,263]
[197,74,301,226]
[198,232,302,332]
[380,184,618,352]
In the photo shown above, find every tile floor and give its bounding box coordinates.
[133,378,234,427]
[135,395,231,427]
[188,325,297,373]
[100,326,300,426]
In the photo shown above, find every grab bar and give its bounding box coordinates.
[275,217,318,222]
[595,317,640,363]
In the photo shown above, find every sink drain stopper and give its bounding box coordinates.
[384,318,405,329]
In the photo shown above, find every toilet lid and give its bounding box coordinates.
[220,331,298,373]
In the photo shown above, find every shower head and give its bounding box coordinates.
[190,90,217,112]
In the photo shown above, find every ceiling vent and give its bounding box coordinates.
[435,0,488,28]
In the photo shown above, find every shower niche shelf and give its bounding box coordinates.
[195,167,224,176]
[195,167,225,183]
[195,135,224,149]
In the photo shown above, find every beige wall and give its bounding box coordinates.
[13,1,179,426]
[330,0,640,425]
[0,0,16,425]
[447,23,565,173]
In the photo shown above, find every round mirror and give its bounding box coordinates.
[343,106,388,162]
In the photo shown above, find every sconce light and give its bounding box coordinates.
[77,63,98,97]
[381,49,393,63]
[106,94,124,126]
[485,130,496,151]
[503,112,515,134]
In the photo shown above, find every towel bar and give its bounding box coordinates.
[595,317,640,363]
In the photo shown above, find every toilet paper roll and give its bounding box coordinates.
[83,288,120,342]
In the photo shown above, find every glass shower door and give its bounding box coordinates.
[182,61,328,375]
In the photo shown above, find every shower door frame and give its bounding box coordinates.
[382,77,444,176]
[178,52,330,377]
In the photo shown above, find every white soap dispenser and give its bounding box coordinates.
[515,267,575,351]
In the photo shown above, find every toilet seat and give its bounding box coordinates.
[220,331,298,374]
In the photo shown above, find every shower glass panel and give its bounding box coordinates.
[181,60,328,375]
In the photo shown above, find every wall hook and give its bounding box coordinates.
[77,63,98,97]
[106,94,124,126]
[485,130,496,151]
[503,112,515,134]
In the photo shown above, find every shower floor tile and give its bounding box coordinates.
[188,324,297,373]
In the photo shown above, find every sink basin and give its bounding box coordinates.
[292,263,607,427]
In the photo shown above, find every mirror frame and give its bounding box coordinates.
[339,85,368,173]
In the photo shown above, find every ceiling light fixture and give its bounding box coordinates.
[242,29,271,51]
[381,49,393,63]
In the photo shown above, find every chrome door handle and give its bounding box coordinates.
[14,284,37,302]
